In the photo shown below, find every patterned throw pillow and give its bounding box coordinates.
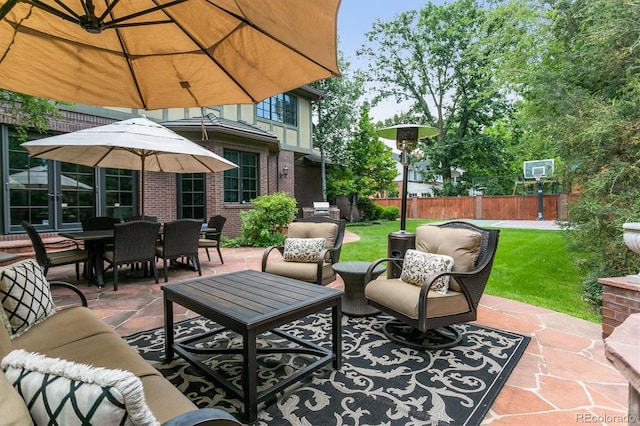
[400,249,455,294]
[283,238,326,263]
[2,349,159,426]
[0,260,55,338]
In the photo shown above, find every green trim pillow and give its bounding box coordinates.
[283,238,326,263]
[400,249,454,293]
[2,349,158,426]
[0,260,55,338]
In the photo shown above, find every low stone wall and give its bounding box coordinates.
[598,276,640,338]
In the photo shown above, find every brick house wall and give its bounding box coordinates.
[598,277,640,338]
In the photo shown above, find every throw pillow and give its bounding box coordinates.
[1,349,159,426]
[0,259,54,338]
[283,238,326,263]
[400,249,454,294]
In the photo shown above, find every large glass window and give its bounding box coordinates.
[256,93,298,126]
[178,173,205,220]
[224,150,258,203]
[104,168,135,220]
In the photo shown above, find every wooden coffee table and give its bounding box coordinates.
[162,270,343,423]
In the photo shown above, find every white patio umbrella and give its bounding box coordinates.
[21,116,237,214]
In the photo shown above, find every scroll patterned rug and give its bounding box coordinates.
[125,311,529,425]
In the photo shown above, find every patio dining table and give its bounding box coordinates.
[59,230,113,287]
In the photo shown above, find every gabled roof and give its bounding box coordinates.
[161,113,279,146]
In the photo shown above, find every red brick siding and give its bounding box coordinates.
[598,277,640,338]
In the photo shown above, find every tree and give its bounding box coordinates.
[357,0,511,188]
[0,90,63,139]
[311,51,364,200]
[494,0,640,306]
[327,106,397,221]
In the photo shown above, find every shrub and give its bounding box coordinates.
[382,206,399,221]
[239,192,298,247]
[356,197,380,222]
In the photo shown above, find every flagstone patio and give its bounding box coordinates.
[45,231,629,425]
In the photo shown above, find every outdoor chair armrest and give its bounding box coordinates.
[161,408,241,426]
[49,281,88,307]
[364,257,402,284]
[261,245,284,271]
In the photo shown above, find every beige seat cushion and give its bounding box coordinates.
[11,306,117,353]
[287,222,338,248]
[140,375,198,423]
[0,369,33,426]
[265,261,334,283]
[365,278,470,320]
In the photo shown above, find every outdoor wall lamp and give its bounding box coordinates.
[280,163,289,178]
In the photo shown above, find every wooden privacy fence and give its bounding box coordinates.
[374,194,578,221]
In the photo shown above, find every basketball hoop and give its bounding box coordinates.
[533,171,543,182]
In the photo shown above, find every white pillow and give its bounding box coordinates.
[0,259,55,338]
[1,349,158,426]
[400,249,454,294]
[283,238,326,263]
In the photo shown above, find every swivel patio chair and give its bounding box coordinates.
[198,215,226,264]
[156,219,202,282]
[21,221,88,280]
[103,221,161,291]
[262,217,345,285]
[364,221,500,350]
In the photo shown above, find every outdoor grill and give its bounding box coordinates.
[313,202,330,216]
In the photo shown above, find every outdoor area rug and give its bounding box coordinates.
[125,311,530,425]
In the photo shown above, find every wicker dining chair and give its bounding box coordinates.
[21,221,87,280]
[103,221,161,291]
[156,219,202,282]
[198,215,226,264]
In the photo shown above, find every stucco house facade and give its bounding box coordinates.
[0,85,324,242]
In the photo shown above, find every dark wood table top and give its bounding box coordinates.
[59,230,114,241]
[162,269,343,329]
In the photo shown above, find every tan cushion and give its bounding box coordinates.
[265,261,334,283]
[0,308,11,359]
[140,375,197,423]
[12,306,116,354]
[0,369,33,426]
[287,222,338,248]
[415,225,482,291]
[365,278,469,319]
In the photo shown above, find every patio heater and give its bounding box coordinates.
[377,124,439,277]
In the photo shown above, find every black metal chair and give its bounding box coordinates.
[261,217,346,285]
[103,221,161,291]
[364,221,500,350]
[156,219,202,282]
[21,221,88,280]
[198,215,226,264]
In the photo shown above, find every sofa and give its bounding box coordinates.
[0,259,240,426]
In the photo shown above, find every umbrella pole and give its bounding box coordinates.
[140,156,145,215]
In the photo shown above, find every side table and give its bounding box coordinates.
[333,261,385,316]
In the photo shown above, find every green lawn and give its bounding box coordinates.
[340,219,601,323]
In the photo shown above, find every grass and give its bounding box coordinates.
[341,219,601,323]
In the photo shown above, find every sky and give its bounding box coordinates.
[336,1,438,122]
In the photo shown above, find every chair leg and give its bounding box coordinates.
[75,263,80,280]
[163,259,169,282]
[151,261,158,283]
[216,246,223,264]
[193,255,201,276]
[113,265,118,291]
[205,248,211,261]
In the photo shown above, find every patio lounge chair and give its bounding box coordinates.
[364,221,500,350]
[262,217,345,285]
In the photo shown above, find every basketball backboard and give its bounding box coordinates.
[523,159,554,180]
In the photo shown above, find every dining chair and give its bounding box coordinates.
[198,215,226,264]
[21,221,88,280]
[103,221,161,291]
[81,216,121,231]
[156,219,202,282]
[124,215,158,223]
